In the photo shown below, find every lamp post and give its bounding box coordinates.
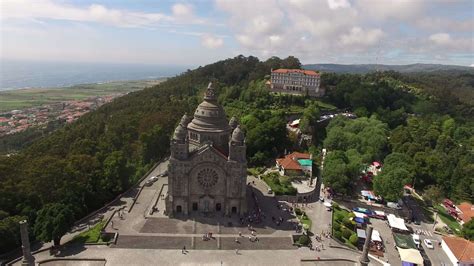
[359,226,373,266]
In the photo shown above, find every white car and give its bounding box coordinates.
[412,234,420,247]
[423,239,434,249]
[145,176,159,186]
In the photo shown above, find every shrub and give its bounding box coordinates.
[342,228,352,239]
[343,217,355,228]
[336,213,345,222]
[295,208,303,216]
[333,222,341,231]
[332,202,340,209]
[349,233,358,245]
[298,235,311,246]
[334,230,343,241]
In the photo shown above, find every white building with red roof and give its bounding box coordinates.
[276,151,312,176]
[269,68,324,97]
[442,236,474,266]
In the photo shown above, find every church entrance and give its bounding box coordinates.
[215,203,222,211]
[192,202,198,211]
[231,206,237,214]
[199,195,215,213]
[176,205,182,213]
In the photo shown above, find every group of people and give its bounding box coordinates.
[202,232,213,241]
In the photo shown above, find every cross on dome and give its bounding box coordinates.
[204,82,217,101]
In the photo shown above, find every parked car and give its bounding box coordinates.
[145,176,159,186]
[412,234,421,247]
[353,207,373,215]
[387,202,402,209]
[158,171,168,177]
[370,210,387,220]
[423,239,434,249]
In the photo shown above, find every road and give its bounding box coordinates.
[403,195,451,265]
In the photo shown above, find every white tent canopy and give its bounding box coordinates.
[397,248,424,265]
[357,229,366,239]
[357,229,382,242]
[387,214,409,231]
[372,229,382,242]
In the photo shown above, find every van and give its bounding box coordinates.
[387,202,402,209]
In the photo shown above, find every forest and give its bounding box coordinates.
[0,55,473,252]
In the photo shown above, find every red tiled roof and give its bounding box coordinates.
[276,152,311,170]
[443,236,474,262]
[457,202,474,223]
[272,69,319,76]
[276,157,302,170]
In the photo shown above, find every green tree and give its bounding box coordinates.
[373,168,410,202]
[34,203,75,246]
[300,102,320,134]
[0,215,26,253]
[462,219,474,241]
[423,185,444,206]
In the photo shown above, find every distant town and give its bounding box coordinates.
[0,94,121,136]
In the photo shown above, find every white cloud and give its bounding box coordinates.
[470,64,474,67]
[429,33,452,45]
[340,27,384,47]
[0,0,204,28]
[327,0,351,10]
[172,4,193,17]
[201,34,224,49]
[416,17,474,32]
[355,0,424,20]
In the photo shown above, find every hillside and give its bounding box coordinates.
[304,63,474,74]
[0,55,472,253]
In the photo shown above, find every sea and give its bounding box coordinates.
[0,60,189,91]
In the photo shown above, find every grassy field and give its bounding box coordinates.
[435,205,462,235]
[72,220,107,243]
[261,172,297,195]
[0,79,163,112]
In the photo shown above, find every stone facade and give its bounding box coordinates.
[166,83,247,216]
[269,69,324,97]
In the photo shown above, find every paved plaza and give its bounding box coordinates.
[13,161,385,266]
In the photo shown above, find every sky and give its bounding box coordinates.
[1,0,473,67]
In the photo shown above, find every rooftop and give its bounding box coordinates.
[276,152,311,170]
[272,69,320,76]
[457,202,474,223]
[443,236,474,262]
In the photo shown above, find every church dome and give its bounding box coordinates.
[232,126,245,142]
[173,124,187,140]
[187,83,231,133]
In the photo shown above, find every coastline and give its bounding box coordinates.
[0,77,166,92]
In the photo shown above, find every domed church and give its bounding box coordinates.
[165,83,247,216]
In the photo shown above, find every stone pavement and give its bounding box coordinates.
[12,160,384,265]
[25,245,383,266]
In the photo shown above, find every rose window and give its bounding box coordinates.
[197,168,218,189]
